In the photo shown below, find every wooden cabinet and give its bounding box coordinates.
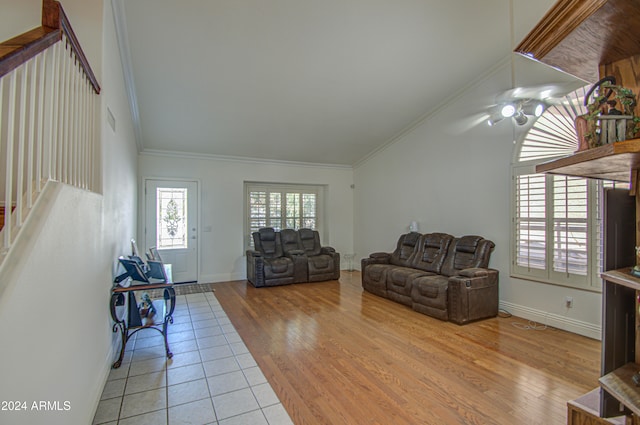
[516,0,640,423]
[567,389,628,425]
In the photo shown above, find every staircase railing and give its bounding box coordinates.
[0,0,100,259]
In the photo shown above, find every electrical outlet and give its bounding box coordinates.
[565,296,573,308]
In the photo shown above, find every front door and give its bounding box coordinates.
[144,179,198,283]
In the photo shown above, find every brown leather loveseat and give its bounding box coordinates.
[247,227,340,287]
[361,232,498,324]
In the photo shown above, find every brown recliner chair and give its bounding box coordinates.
[246,227,300,287]
[297,228,340,282]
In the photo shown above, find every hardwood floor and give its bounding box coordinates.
[212,271,601,425]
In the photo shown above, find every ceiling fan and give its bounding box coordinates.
[485,83,582,127]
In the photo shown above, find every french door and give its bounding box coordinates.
[144,179,198,283]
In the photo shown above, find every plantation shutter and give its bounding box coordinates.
[245,183,321,249]
[515,173,546,271]
[552,175,588,276]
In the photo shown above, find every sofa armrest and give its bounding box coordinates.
[361,252,391,270]
[370,252,390,259]
[246,250,262,258]
[458,267,489,278]
[321,246,336,255]
[447,269,499,325]
[246,251,265,287]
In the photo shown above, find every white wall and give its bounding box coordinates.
[0,0,139,424]
[0,0,41,43]
[138,153,354,283]
[0,184,105,425]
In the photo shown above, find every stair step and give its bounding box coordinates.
[0,206,15,232]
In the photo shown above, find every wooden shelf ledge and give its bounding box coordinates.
[535,139,640,182]
[599,362,640,418]
[602,268,640,291]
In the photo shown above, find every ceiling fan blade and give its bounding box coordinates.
[446,111,492,135]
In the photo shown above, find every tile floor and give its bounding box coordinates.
[93,290,294,425]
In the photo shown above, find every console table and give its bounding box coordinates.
[110,283,176,368]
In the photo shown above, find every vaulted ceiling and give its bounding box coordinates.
[114,0,552,166]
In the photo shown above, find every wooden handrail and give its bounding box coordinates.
[54,1,100,94]
[0,27,59,78]
[0,0,100,94]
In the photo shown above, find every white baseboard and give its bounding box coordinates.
[92,339,120,424]
[499,301,601,340]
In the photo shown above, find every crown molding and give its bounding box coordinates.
[111,0,143,152]
[139,149,353,170]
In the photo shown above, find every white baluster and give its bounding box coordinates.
[36,48,48,193]
[27,57,38,210]
[16,62,28,228]
[4,72,17,250]
[0,76,4,235]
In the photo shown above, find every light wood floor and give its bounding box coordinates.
[212,271,601,425]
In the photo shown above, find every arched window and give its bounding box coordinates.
[511,85,627,291]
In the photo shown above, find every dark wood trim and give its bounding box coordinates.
[514,0,640,84]
[58,3,100,94]
[42,0,60,29]
[515,0,607,61]
[0,0,100,94]
[0,27,60,79]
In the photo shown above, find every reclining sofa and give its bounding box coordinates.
[361,232,498,324]
[246,227,340,287]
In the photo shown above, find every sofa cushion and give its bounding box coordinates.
[299,228,322,256]
[308,255,338,282]
[454,235,482,270]
[386,267,431,306]
[280,229,302,254]
[362,263,392,297]
[441,236,494,277]
[412,233,453,273]
[411,275,449,321]
[267,258,292,274]
[253,227,283,259]
[390,232,421,267]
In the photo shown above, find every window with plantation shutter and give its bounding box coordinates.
[510,84,630,291]
[244,182,324,250]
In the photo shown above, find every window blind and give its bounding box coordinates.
[515,173,546,271]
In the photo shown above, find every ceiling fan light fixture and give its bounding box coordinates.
[513,111,528,126]
[501,103,516,118]
[487,111,504,126]
[522,101,545,117]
